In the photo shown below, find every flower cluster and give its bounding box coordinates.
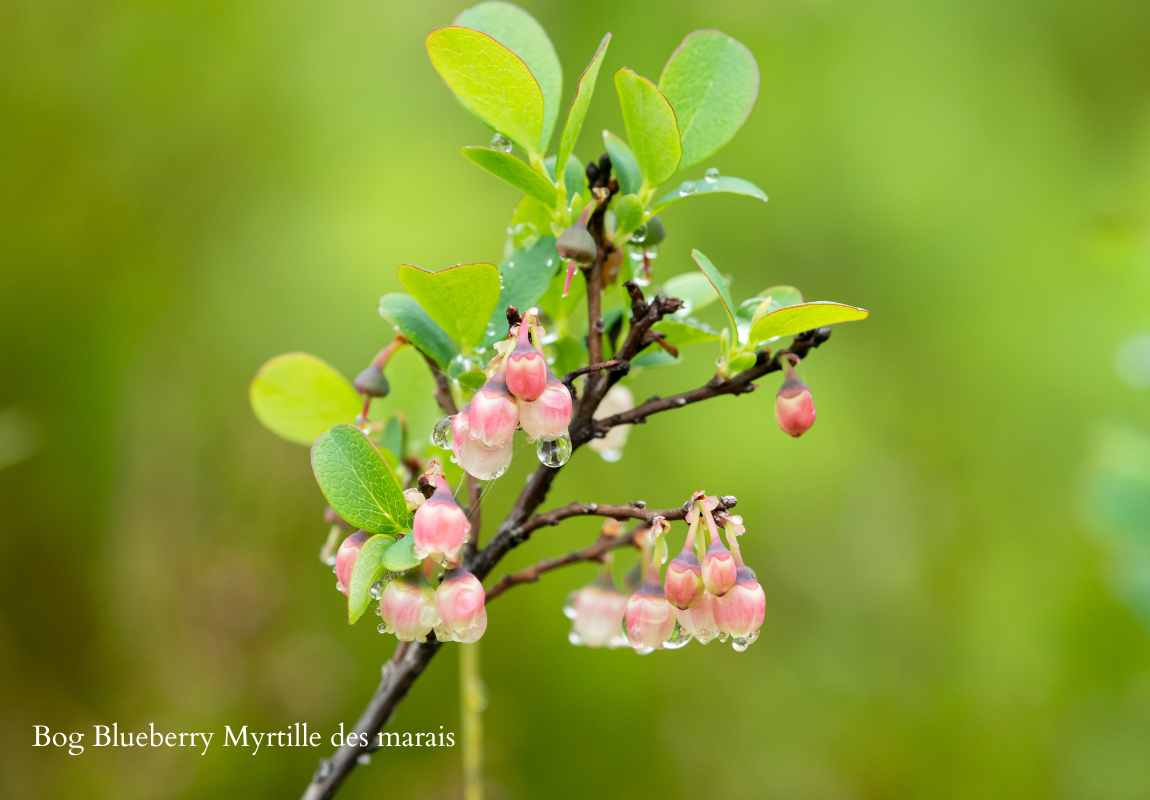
[566,494,766,653]
[443,310,574,479]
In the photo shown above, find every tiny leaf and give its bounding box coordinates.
[381,535,422,572]
[250,353,361,446]
[651,175,767,213]
[556,33,611,182]
[378,293,456,368]
[602,130,643,197]
[614,68,681,191]
[426,26,543,155]
[347,534,395,624]
[613,194,645,238]
[690,249,738,335]
[455,1,563,153]
[543,154,586,203]
[398,262,502,350]
[461,147,556,205]
[659,30,760,170]
[311,424,408,535]
[748,302,870,346]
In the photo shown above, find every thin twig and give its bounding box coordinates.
[485,530,639,602]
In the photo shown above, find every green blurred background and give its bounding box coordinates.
[4,0,1150,797]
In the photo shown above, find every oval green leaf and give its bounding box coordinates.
[398,262,501,350]
[690,249,737,335]
[614,68,681,191]
[455,1,563,153]
[651,175,767,213]
[602,129,643,197]
[662,271,720,314]
[556,33,611,186]
[485,235,561,346]
[461,147,556,205]
[426,26,543,155]
[311,424,408,535]
[250,353,361,446]
[381,534,422,572]
[748,302,869,346]
[613,194,644,238]
[543,154,585,204]
[659,30,759,170]
[378,293,456,368]
[347,533,395,624]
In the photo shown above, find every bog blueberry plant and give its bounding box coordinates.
[249,4,868,797]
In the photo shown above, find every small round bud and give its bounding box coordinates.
[775,358,816,437]
[505,323,547,401]
[556,225,596,263]
[353,364,390,398]
[642,215,665,246]
[334,531,369,596]
[701,534,738,598]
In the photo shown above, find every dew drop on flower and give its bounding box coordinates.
[628,246,645,262]
[536,431,572,467]
[664,621,692,649]
[678,180,697,196]
[705,167,720,183]
[490,133,512,152]
[732,638,749,652]
[369,580,385,600]
[562,591,578,619]
[431,416,453,449]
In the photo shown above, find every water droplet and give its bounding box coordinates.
[628,246,645,262]
[718,631,729,643]
[356,752,372,765]
[490,463,508,479]
[634,646,655,656]
[431,416,453,449]
[568,631,583,646]
[631,224,648,244]
[732,637,750,652]
[678,180,697,196]
[536,431,572,467]
[335,580,343,591]
[663,621,692,649]
[507,261,515,269]
[546,258,553,267]
[316,758,334,780]
[490,133,512,152]
[563,591,578,619]
[705,167,720,183]
[645,245,659,260]
[595,448,623,463]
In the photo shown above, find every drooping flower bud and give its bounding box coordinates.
[435,568,487,643]
[775,356,816,437]
[675,591,720,645]
[403,488,425,512]
[664,548,705,610]
[589,384,634,462]
[700,511,737,598]
[714,566,765,642]
[334,531,368,596]
[379,572,439,642]
[505,318,547,401]
[468,370,519,447]
[625,545,676,650]
[519,376,572,441]
[567,564,628,648]
[412,475,471,564]
[353,364,390,398]
[451,410,513,480]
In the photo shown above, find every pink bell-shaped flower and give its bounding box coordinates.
[589,384,634,461]
[664,514,705,610]
[775,356,816,437]
[451,409,513,481]
[412,475,471,564]
[675,591,720,645]
[468,369,519,447]
[434,568,487,643]
[519,376,572,441]
[505,317,547,401]
[699,500,737,597]
[567,564,628,648]
[334,531,368,596]
[379,572,439,642]
[714,567,765,642]
[625,547,676,650]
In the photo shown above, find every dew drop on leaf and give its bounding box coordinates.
[705,167,720,183]
[490,133,512,152]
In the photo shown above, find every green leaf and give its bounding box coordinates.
[652,319,719,347]
[381,535,423,572]
[486,235,561,345]
[613,194,644,238]
[632,348,681,369]
[380,416,403,459]
[426,26,543,155]
[368,346,441,452]
[508,192,555,249]
[735,287,804,343]
[347,534,395,624]
[311,424,409,535]
[457,369,487,391]
[659,30,759,170]
[378,293,456,368]
[556,33,611,183]
[690,250,737,334]
[759,285,804,309]
[539,256,586,322]
[398,262,502,350]
[602,130,642,197]
[250,353,361,446]
[748,302,869,346]
[614,68,681,191]
[461,147,556,205]
[455,1,563,153]
[662,272,720,315]
[543,154,585,204]
[651,175,768,213]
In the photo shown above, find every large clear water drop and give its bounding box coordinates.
[704,167,720,183]
[490,133,512,152]
[536,431,572,467]
[431,416,453,449]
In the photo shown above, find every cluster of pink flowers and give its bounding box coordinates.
[332,463,487,644]
[448,311,573,479]
[567,493,766,653]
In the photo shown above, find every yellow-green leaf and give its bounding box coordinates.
[614,68,681,191]
[690,249,737,334]
[398,262,502,350]
[250,353,361,446]
[347,534,395,624]
[461,146,556,205]
[311,424,408,535]
[748,302,869,346]
[556,33,611,187]
[651,175,767,213]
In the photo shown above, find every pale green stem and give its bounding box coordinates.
[460,643,485,800]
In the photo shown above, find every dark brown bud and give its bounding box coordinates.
[556,225,597,263]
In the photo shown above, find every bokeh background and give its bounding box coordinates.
[4,0,1150,797]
